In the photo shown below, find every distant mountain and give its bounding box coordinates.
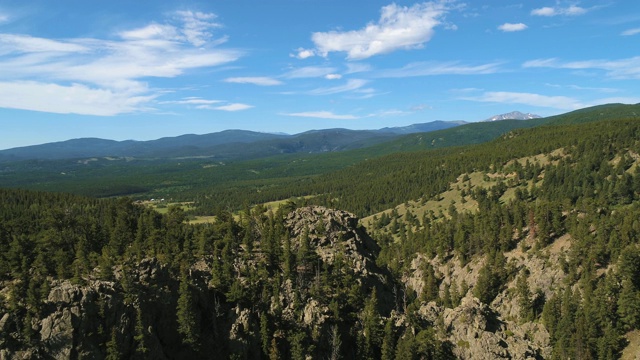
[0,130,289,162]
[0,121,466,162]
[484,111,541,122]
[377,120,466,134]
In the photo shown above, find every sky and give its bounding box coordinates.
[0,0,639,150]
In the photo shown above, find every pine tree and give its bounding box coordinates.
[329,324,342,360]
[134,306,149,357]
[105,327,121,360]
[176,264,199,347]
[617,279,640,331]
[380,319,396,360]
[260,312,270,356]
[516,270,533,323]
[361,289,382,359]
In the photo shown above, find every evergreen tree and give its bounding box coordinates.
[617,279,640,331]
[176,264,199,347]
[380,318,396,360]
[105,327,121,360]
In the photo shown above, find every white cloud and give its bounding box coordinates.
[0,13,9,23]
[284,66,337,79]
[545,83,619,93]
[345,63,373,74]
[375,61,502,78]
[531,7,556,16]
[523,56,640,79]
[0,11,241,115]
[621,28,640,36]
[160,97,223,105]
[306,1,448,60]
[372,109,411,117]
[0,34,88,53]
[498,23,528,32]
[325,74,342,80]
[119,23,180,41]
[565,5,588,16]
[531,5,587,16]
[463,91,585,110]
[213,103,253,111]
[292,48,315,59]
[308,79,368,95]
[224,77,282,86]
[175,10,223,46]
[284,111,359,120]
[0,81,154,116]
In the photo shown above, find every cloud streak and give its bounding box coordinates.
[224,77,282,86]
[531,5,587,17]
[307,79,368,95]
[498,23,527,32]
[0,11,241,115]
[299,1,448,60]
[523,56,640,79]
[621,28,640,36]
[463,91,586,110]
[284,111,359,120]
[375,61,502,78]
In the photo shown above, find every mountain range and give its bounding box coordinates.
[0,112,544,163]
[483,111,541,122]
[0,120,467,162]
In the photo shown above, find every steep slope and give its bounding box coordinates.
[3,111,640,358]
[0,197,412,359]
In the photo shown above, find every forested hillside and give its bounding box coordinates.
[2,110,640,359]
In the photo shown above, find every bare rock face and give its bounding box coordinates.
[401,234,573,360]
[286,206,381,279]
[285,206,395,313]
[417,295,542,360]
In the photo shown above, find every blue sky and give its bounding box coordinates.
[0,0,639,149]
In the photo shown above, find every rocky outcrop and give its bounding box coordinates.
[418,295,544,360]
[400,234,574,360]
[285,206,397,313]
[0,258,220,360]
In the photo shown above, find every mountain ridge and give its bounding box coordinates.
[0,120,464,162]
[484,111,541,122]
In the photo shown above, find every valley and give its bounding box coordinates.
[1,103,640,359]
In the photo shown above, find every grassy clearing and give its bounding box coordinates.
[622,330,640,360]
[362,151,559,234]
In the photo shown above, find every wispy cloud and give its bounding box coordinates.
[0,11,240,116]
[545,83,619,93]
[307,79,368,95]
[462,91,586,110]
[284,66,337,79]
[212,103,253,111]
[621,28,640,36]
[345,63,373,74]
[375,61,502,78]
[523,56,640,79]
[0,81,155,116]
[325,74,342,80]
[284,111,359,120]
[159,97,223,105]
[498,23,528,32]
[531,5,588,17]
[161,97,251,111]
[299,1,449,60]
[224,77,282,86]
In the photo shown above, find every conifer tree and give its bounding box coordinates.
[177,264,199,347]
